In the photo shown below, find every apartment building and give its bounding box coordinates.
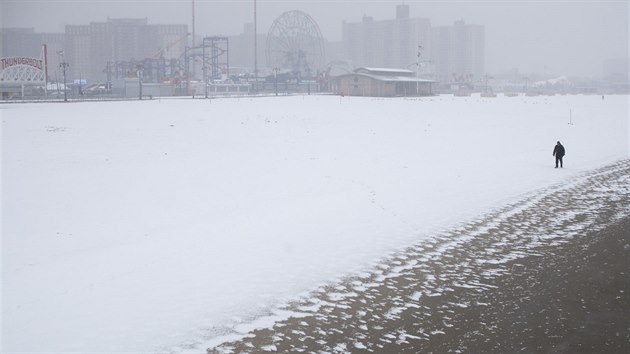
[342,4,485,86]
[342,4,431,71]
[431,20,485,85]
[65,18,188,82]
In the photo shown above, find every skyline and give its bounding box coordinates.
[2,0,629,77]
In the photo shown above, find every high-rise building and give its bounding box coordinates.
[228,23,267,75]
[342,4,431,71]
[65,18,188,82]
[65,24,91,82]
[1,28,42,58]
[341,5,485,86]
[1,28,65,84]
[431,20,485,84]
[41,33,65,81]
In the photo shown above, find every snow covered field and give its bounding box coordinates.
[2,94,628,353]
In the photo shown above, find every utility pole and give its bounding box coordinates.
[137,63,143,100]
[43,44,48,98]
[59,59,69,102]
[484,74,490,94]
[254,0,258,92]
[416,45,422,96]
[192,0,196,79]
[274,67,278,96]
[203,38,208,98]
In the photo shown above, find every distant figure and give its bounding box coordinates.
[553,141,566,168]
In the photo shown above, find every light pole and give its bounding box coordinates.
[484,74,491,94]
[59,61,69,102]
[192,0,196,80]
[416,45,422,96]
[274,67,279,96]
[202,38,208,98]
[254,0,258,92]
[136,63,143,100]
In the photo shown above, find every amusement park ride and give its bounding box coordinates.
[102,34,190,85]
[101,9,326,90]
[1,5,330,99]
[266,10,325,80]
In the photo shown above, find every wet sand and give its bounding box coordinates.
[450,217,629,354]
[208,160,629,354]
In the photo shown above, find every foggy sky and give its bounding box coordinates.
[2,0,628,77]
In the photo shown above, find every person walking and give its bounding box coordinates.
[553,141,565,168]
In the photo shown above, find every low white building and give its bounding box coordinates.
[332,67,434,97]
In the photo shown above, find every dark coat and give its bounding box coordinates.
[553,143,565,157]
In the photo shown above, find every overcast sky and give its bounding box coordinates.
[2,0,628,77]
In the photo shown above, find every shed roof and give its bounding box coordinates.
[337,72,434,83]
[355,67,415,76]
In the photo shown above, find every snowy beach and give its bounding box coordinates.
[2,94,628,353]
[208,160,630,353]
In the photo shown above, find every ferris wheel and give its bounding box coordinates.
[266,10,325,78]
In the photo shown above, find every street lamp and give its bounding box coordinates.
[136,63,144,100]
[202,37,209,98]
[254,0,258,93]
[59,61,69,102]
[416,45,423,96]
[274,67,279,96]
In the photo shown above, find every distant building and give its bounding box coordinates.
[602,58,629,94]
[1,28,42,58]
[66,18,188,82]
[602,58,629,80]
[41,33,65,81]
[342,4,431,70]
[227,23,267,76]
[2,19,188,84]
[431,20,485,85]
[341,5,485,88]
[333,67,434,97]
[1,28,65,81]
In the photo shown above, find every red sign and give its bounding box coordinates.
[0,57,44,70]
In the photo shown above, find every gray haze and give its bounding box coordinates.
[2,0,628,77]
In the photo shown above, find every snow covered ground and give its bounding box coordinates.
[2,94,628,353]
